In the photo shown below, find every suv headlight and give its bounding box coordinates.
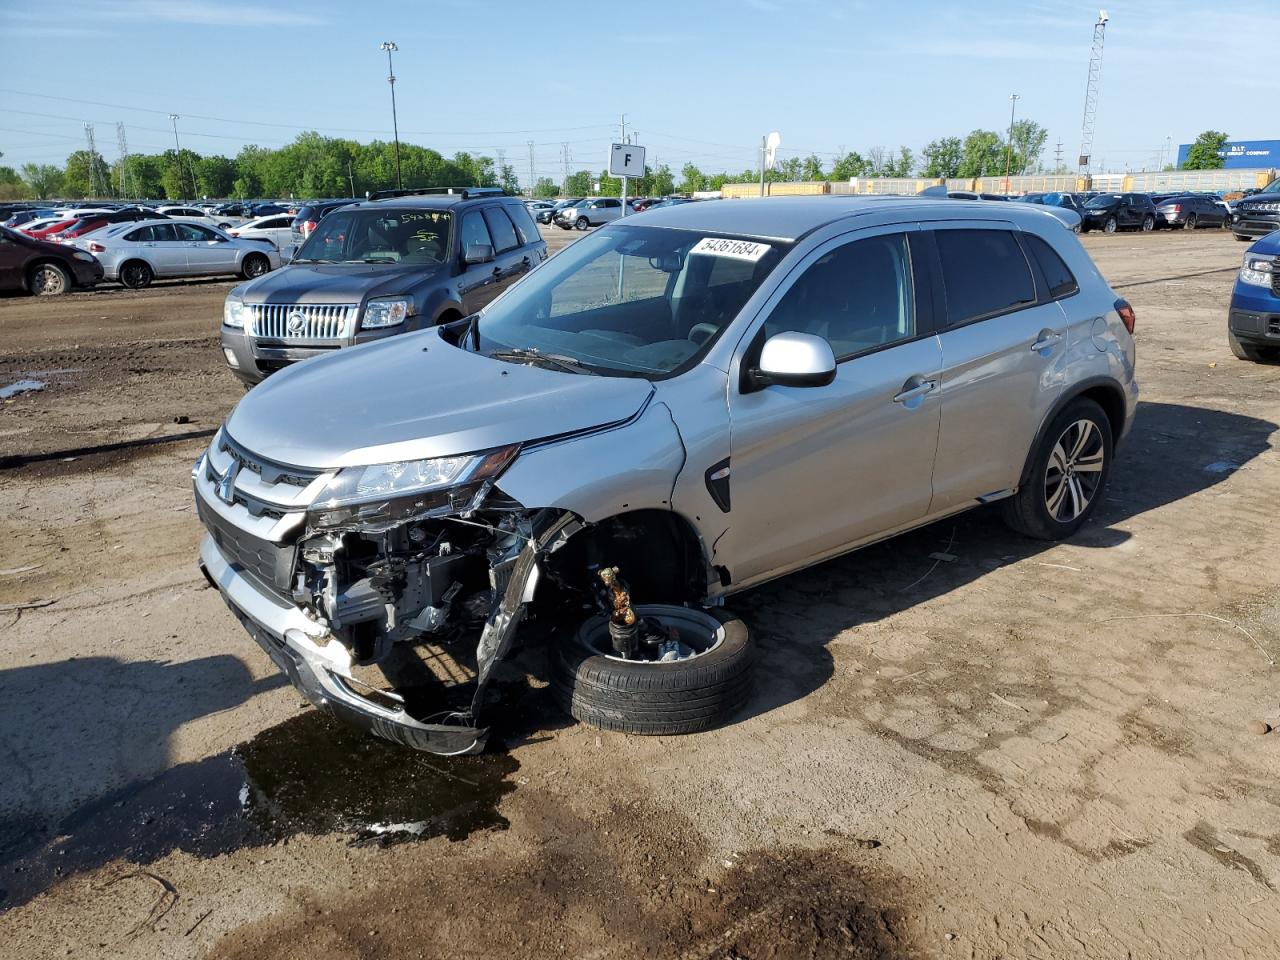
[361,297,411,329]
[224,294,246,328]
[1240,254,1275,287]
[311,446,519,528]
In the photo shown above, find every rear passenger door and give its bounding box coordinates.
[926,224,1068,513]
[137,223,187,276]
[481,206,529,300]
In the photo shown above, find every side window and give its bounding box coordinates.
[482,207,520,253]
[1023,233,1079,300]
[506,204,540,246]
[151,224,179,242]
[764,233,915,359]
[934,229,1034,325]
[459,211,493,254]
[125,226,152,242]
[175,223,216,241]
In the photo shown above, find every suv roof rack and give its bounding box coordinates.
[367,186,507,202]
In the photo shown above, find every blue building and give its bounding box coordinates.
[1176,138,1280,169]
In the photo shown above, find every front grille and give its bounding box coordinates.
[249,303,354,341]
[1273,270,1280,297]
[197,498,296,599]
[1269,317,1280,336]
[220,431,318,487]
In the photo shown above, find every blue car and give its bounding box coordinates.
[1228,231,1280,362]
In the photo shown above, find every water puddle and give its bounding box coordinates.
[0,379,46,400]
[0,711,519,910]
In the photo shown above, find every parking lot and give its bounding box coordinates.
[1,226,1278,959]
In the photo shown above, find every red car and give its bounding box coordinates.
[22,218,78,240]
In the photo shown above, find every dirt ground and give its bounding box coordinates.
[1,226,1278,960]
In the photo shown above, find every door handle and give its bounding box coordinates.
[893,378,938,404]
[521,256,531,267]
[491,266,502,276]
[1030,331,1063,353]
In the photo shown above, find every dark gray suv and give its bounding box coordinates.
[220,188,548,385]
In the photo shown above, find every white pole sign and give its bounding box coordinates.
[609,143,646,178]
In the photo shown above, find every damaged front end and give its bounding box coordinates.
[195,432,581,756]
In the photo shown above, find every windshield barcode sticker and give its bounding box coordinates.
[690,237,771,262]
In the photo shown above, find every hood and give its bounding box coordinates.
[224,328,655,469]
[239,260,444,305]
[1247,233,1280,256]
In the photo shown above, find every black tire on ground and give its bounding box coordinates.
[1183,214,1197,230]
[1141,215,1155,231]
[1104,216,1118,233]
[119,260,153,289]
[1228,330,1279,363]
[1234,233,1252,242]
[241,253,270,279]
[27,261,70,296]
[551,605,754,736]
[575,217,590,231]
[1001,396,1114,541]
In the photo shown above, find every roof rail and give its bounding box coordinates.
[367,186,507,202]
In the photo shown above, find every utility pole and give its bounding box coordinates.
[380,41,402,190]
[82,123,101,198]
[496,147,506,191]
[619,114,628,214]
[759,135,766,197]
[347,160,355,197]
[561,141,570,196]
[168,113,196,198]
[527,141,535,198]
[1003,93,1020,193]
[1054,139,1063,172]
[1077,10,1108,178]
[116,122,131,200]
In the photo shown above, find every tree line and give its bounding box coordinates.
[9,121,1247,203]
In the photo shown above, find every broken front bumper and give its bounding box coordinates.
[199,535,488,755]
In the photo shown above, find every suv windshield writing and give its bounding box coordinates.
[296,208,452,264]
[475,224,788,377]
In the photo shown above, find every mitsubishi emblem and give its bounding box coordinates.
[216,460,240,505]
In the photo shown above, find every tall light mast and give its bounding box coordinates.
[1077,10,1108,177]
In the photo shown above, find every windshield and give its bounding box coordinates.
[475,224,789,378]
[1258,179,1280,195]
[1084,195,1120,209]
[295,207,452,263]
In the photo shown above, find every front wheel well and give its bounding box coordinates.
[544,509,709,606]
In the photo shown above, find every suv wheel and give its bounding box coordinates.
[575,216,590,231]
[1141,215,1155,232]
[1228,330,1279,363]
[28,261,70,296]
[1104,216,1118,233]
[1183,214,1197,230]
[1002,397,1113,541]
[551,605,754,735]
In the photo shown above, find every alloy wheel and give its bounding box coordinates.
[1044,419,1105,523]
[1104,217,1117,233]
[31,264,67,295]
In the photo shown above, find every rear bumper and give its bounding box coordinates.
[199,534,488,755]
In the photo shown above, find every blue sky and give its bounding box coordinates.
[0,0,1271,182]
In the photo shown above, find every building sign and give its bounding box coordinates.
[1176,139,1279,169]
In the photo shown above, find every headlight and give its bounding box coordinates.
[310,446,519,528]
[361,297,411,329]
[72,250,94,262]
[224,295,246,328]
[1240,255,1274,287]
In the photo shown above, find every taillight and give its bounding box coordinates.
[299,220,318,237]
[1115,297,1136,335]
[89,242,106,253]
[1170,204,1181,213]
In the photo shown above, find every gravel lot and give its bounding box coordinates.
[1,226,1278,960]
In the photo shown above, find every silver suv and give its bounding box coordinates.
[194,196,1137,755]
[553,196,624,230]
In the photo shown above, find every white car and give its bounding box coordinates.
[228,214,296,257]
[156,205,244,230]
[78,219,279,288]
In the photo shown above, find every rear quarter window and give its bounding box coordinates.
[1022,233,1079,300]
[482,207,520,253]
[935,229,1036,325]
[505,203,540,246]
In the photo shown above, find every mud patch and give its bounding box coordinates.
[0,711,518,910]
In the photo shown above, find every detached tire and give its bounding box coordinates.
[552,604,753,735]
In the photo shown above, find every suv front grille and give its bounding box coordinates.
[250,303,355,341]
[197,498,296,598]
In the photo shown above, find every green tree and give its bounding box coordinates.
[196,155,237,197]
[564,169,593,196]
[921,137,963,178]
[502,165,524,195]
[532,176,558,198]
[62,150,111,198]
[889,146,914,177]
[678,163,706,193]
[0,164,25,200]
[21,163,64,199]
[1182,130,1228,170]
[957,130,1005,178]
[1009,119,1048,175]
[799,154,825,181]
[649,163,675,196]
[829,151,866,180]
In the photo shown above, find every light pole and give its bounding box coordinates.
[380,41,403,191]
[168,113,193,198]
[1003,93,1020,193]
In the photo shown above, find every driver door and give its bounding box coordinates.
[724,227,943,588]
[176,223,235,274]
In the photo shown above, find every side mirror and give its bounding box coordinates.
[750,332,837,389]
[464,242,495,264]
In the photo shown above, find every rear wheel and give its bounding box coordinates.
[241,253,270,279]
[1183,214,1197,230]
[575,216,590,231]
[552,605,754,735]
[28,261,70,296]
[1229,330,1279,363]
[1141,215,1155,232]
[119,260,153,289]
[1002,397,1113,541]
